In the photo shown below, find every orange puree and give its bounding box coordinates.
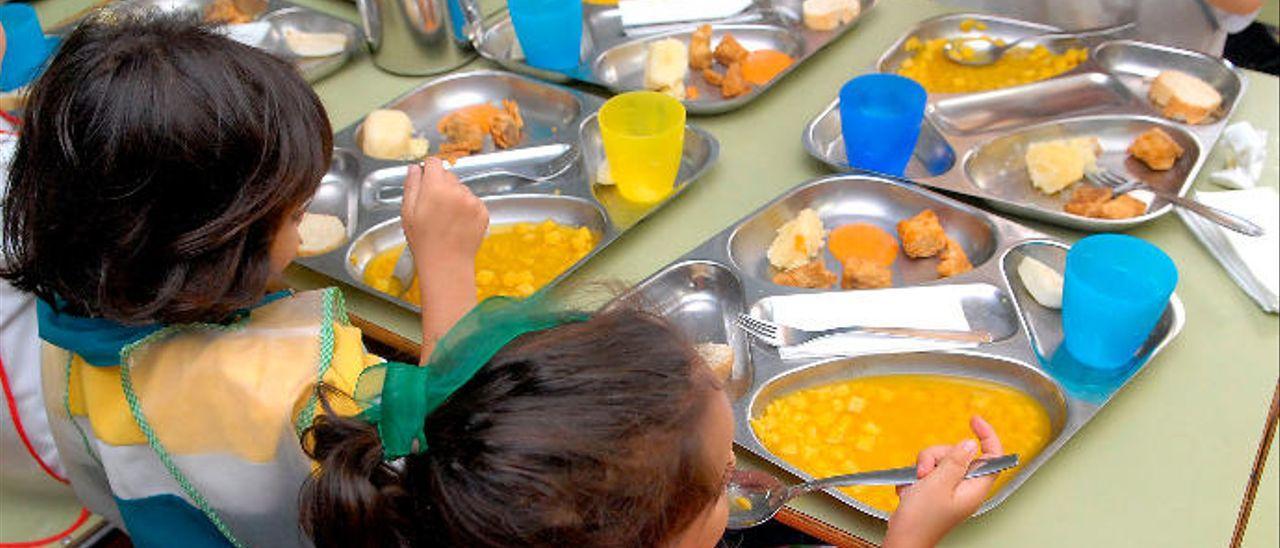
[828,223,898,266]
[741,50,794,86]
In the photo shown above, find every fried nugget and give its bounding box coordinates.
[439,116,485,154]
[720,62,751,99]
[691,24,714,70]
[842,256,893,289]
[714,33,750,66]
[772,259,838,289]
[1063,185,1112,217]
[1128,127,1185,171]
[937,237,973,278]
[703,68,725,86]
[1099,194,1147,219]
[897,209,948,258]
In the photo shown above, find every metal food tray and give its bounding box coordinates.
[474,0,879,114]
[613,173,1185,520]
[297,70,720,312]
[56,0,361,82]
[802,13,1246,231]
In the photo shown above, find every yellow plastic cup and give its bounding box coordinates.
[599,91,686,204]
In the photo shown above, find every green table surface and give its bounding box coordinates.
[28,0,1280,546]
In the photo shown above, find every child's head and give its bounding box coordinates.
[0,13,331,324]
[300,307,736,548]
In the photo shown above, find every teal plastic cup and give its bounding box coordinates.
[1062,235,1178,369]
[508,0,583,71]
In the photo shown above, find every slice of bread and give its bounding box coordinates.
[803,0,860,31]
[694,342,734,383]
[297,213,348,257]
[1149,70,1221,125]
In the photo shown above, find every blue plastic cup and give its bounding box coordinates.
[838,74,927,177]
[1,3,60,92]
[508,0,583,71]
[1062,235,1178,369]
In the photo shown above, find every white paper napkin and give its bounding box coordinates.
[1210,121,1268,190]
[1193,188,1280,309]
[618,0,752,27]
[762,286,977,361]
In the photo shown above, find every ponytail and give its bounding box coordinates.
[299,393,422,548]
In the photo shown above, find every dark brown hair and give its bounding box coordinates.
[299,308,725,547]
[0,11,331,324]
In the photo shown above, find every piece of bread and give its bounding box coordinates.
[297,213,348,257]
[1017,257,1063,309]
[1024,137,1101,195]
[1149,70,1221,125]
[283,28,348,58]
[1128,127,1185,171]
[644,38,690,100]
[803,0,860,31]
[361,109,429,161]
[694,342,734,383]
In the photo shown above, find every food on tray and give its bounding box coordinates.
[741,50,795,86]
[1149,70,1221,125]
[296,213,347,257]
[828,223,898,267]
[714,34,750,66]
[282,28,348,58]
[751,374,1051,512]
[720,62,752,99]
[896,34,1088,94]
[936,237,973,278]
[436,100,525,162]
[897,209,948,259]
[958,18,987,32]
[1063,186,1147,219]
[841,256,893,289]
[694,342,734,383]
[773,258,840,289]
[360,109,430,161]
[1017,257,1063,309]
[644,38,690,100]
[767,208,827,270]
[802,0,860,31]
[205,0,256,24]
[690,24,714,70]
[362,220,598,303]
[733,496,754,511]
[1024,137,1101,195]
[1128,127,1185,171]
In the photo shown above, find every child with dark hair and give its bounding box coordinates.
[0,11,486,547]
[299,299,1006,548]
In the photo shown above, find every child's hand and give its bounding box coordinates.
[883,416,1004,548]
[400,159,488,360]
[401,159,488,270]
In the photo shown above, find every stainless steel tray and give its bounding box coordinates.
[474,0,879,114]
[297,70,720,312]
[56,0,361,82]
[615,173,1185,520]
[802,13,1246,231]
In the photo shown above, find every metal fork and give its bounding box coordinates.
[1085,169,1264,237]
[735,314,994,347]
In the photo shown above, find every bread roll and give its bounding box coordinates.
[1149,70,1221,125]
[695,342,734,383]
[297,213,347,257]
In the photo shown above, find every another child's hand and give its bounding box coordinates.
[883,416,1004,548]
[401,159,489,269]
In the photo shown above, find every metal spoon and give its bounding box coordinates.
[943,22,1134,66]
[726,454,1019,529]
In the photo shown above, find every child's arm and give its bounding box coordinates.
[883,416,1004,548]
[400,159,489,363]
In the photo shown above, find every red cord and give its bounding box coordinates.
[0,355,69,484]
[0,508,90,548]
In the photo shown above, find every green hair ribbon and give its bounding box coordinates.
[353,295,587,459]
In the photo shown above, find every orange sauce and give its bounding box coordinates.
[741,50,794,86]
[828,223,898,266]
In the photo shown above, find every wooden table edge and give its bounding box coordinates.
[1230,380,1280,548]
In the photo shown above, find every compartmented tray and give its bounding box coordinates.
[802,13,1246,231]
[297,70,719,312]
[614,173,1185,519]
[474,0,879,114]
[57,0,361,82]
